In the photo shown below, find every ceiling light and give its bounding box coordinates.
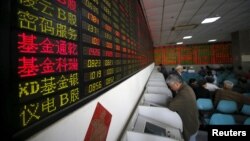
[208,39,217,42]
[183,36,192,39]
[176,42,183,45]
[201,16,221,24]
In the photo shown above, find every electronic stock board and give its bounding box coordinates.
[2,0,154,140]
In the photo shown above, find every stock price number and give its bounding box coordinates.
[86,59,101,68]
[105,76,114,86]
[87,81,102,94]
[105,68,114,76]
[87,12,99,24]
[104,59,113,66]
[83,47,100,56]
[82,21,99,35]
[85,70,102,81]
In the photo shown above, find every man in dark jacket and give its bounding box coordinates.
[158,64,168,79]
[166,74,200,141]
[195,79,211,99]
[214,80,250,108]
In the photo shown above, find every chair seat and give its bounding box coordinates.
[241,104,250,116]
[197,98,213,111]
[216,100,237,113]
[244,117,250,125]
[209,113,235,125]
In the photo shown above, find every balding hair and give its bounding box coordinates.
[224,80,234,89]
[166,74,183,85]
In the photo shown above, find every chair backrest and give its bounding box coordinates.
[216,100,237,113]
[244,117,250,125]
[196,98,213,111]
[241,104,250,116]
[209,113,235,125]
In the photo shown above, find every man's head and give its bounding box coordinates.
[166,74,183,91]
[175,65,183,73]
[198,79,207,87]
[223,80,234,90]
[189,78,197,88]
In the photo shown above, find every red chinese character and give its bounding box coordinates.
[68,58,78,71]
[67,42,78,55]
[18,32,38,53]
[56,40,67,55]
[57,0,66,5]
[18,57,39,77]
[56,57,67,72]
[40,38,54,54]
[68,0,76,12]
[40,57,55,74]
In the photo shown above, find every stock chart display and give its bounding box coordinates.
[154,43,232,65]
[7,0,153,139]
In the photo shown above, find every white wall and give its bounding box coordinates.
[27,63,154,141]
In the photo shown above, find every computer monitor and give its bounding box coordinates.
[133,115,184,141]
[144,122,166,136]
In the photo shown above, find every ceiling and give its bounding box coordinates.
[140,0,250,47]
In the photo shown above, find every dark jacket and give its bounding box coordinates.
[167,83,200,141]
[194,86,211,99]
[159,66,168,79]
[214,89,250,108]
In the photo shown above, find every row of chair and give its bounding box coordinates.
[197,98,250,115]
[197,98,250,125]
[209,113,250,125]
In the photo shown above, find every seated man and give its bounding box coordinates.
[166,74,199,141]
[214,80,250,108]
[204,75,220,92]
[188,78,198,91]
[195,79,211,99]
[175,65,184,78]
[158,64,168,79]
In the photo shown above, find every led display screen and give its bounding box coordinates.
[5,0,154,140]
[154,43,232,65]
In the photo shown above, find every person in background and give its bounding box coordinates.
[183,66,187,72]
[195,79,211,99]
[204,76,220,92]
[170,67,176,74]
[198,66,207,77]
[235,77,250,93]
[214,80,250,108]
[234,66,247,84]
[211,70,218,85]
[166,74,199,141]
[188,78,198,91]
[204,70,214,83]
[158,63,168,79]
[235,66,244,79]
[158,63,164,72]
[175,64,184,78]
